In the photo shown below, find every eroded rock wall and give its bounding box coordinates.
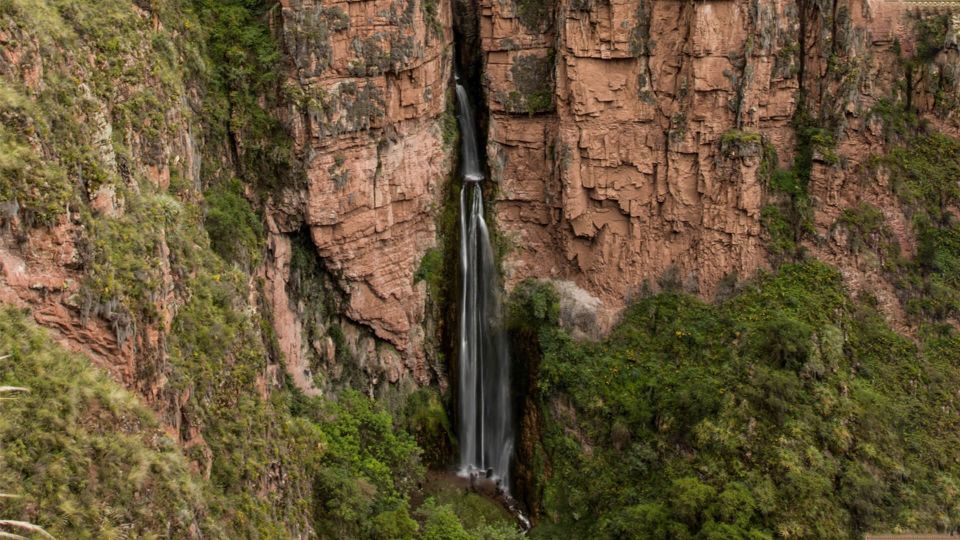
[268,0,455,393]
[0,2,202,394]
[483,0,960,330]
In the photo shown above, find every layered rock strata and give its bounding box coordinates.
[268,0,455,391]
[482,0,960,331]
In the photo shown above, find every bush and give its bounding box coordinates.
[0,307,214,537]
[204,179,264,269]
[524,261,960,538]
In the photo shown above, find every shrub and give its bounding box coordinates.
[0,307,213,537]
[524,261,960,538]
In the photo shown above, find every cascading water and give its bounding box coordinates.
[455,77,513,490]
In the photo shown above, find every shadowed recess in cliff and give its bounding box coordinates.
[456,76,514,490]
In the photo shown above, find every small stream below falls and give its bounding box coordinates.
[454,76,515,494]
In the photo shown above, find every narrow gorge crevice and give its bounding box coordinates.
[445,0,538,528]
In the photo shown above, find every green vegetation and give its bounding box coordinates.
[851,7,960,327]
[442,87,460,150]
[0,303,515,538]
[204,179,264,269]
[348,33,418,77]
[0,307,214,537]
[761,119,839,263]
[895,14,954,113]
[7,2,954,540]
[514,0,553,32]
[499,53,555,115]
[878,131,960,320]
[400,389,455,466]
[192,0,296,190]
[0,82,71,225]
[834,203,897,261]
[719,129,762,158]
[415,247,445,304]
[720,129,762,146]
[760,204,797,260]
[80,187,204,345]
[417,493,523,540]
[870,99,927,143]
[307,81,386,136]
[73,177,427,536]
[421,0,442,38]
[0,0,196,224]
[511,262,960,538]
[283,2,349,78]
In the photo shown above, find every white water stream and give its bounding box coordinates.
[455,78,513,490]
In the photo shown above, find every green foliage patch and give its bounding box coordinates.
[878,131,960,320]
[0,0,219,224]
[760,118,840,263]
[512,262,960,538]
[834,202,897,258]
[417,496,523,540]
[0,307,215,537]
[719,129,762,158]
[514,0,552,32]
[204,179,264,269]
[192,0,297,190]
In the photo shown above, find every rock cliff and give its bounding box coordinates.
[266,0,455,395]
[4,0,956,412]
[482,0,960,331]
[0,0,204,404]
[0,1,460,535]
[0,0,456,403]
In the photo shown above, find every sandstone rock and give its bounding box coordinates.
[274,0,455,384]
[548,278,614,340]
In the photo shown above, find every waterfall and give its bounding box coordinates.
[456,78,513,490]
[456,82,484,183]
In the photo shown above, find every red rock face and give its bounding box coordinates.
[483,0,960,332]
[0,14,190,390]
[0,0,456,405]
[270,0,455,387]
[2,0,957,398]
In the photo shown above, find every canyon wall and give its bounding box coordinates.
[2,0,958,450]
[5,0,956,410]
[0,1,458,534]
[0,0,204,405]
[0,0,456,408]
[482,0,960,331]
[266,0,455,396]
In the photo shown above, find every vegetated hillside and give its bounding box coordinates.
[2,0,959,538]
[0,306,524,538]
[514,260,960,538]
[0,307,214,537]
